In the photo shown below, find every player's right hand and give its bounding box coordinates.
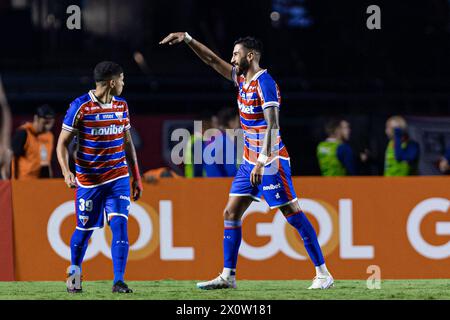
[64,171,76,189]
[250,163,264,187]
[159,32,186,45]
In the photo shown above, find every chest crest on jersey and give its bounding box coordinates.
[115,111,124,121]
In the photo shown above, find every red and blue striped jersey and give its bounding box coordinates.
[62,90,130,187]
[232,67,289,164]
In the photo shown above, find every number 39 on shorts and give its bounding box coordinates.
[79,199,93,212]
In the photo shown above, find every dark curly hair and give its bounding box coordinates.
[233,36,263,55]
[93,61,123,82]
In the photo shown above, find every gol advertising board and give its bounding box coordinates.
[0,181,14,281]
[10,177,450,281]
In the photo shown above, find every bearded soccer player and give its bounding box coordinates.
[56,61,143,293]
[160,33,334,289]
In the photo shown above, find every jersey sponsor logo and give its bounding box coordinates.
[90,124,124,136]
[239,104,255,114]
[120,195,131,202]
[93,114,118,121]
[262,183,281,191]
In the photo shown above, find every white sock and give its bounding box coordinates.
[315,264,329,276]
[221,268,236,280]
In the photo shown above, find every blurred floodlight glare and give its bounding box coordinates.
[270,11,281,22]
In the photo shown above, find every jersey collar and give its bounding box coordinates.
[243,69,267,89]
[88,90,114,109]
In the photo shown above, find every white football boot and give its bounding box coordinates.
[197,274,237,290]
[308,273,334,289]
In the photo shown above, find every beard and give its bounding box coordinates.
[235,58,250,76]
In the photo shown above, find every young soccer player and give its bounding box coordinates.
[56,61,143,293]
[160,33,334,289]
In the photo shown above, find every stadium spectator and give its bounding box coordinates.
[184,111,219,178]
[203,108,240,177]
[438,147,450,174]
[384,116,420,176]
[12,105,55,179]
[316,119,357,176]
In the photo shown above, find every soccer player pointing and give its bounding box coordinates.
[160,33,334,289]
[57,61,143,293]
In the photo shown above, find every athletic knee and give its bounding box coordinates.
[285,211,311,228]
[71,229,93,246]
[110,216,128,228]
[110,216,128,243]
[281,202,301,217]
[223,208,241,221]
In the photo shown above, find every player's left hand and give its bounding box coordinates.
[250,163,264,187]
[159,32,186,45]
[132,178,143,201]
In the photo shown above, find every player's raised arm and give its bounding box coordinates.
[159,32,233,81]
[56,129,77,188]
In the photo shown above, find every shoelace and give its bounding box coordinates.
[312,275,328,281]
[216,274,232,285]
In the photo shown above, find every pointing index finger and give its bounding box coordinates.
[159,34,174,44]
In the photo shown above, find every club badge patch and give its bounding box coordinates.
[79,215,89,226]
[115,112,123,121]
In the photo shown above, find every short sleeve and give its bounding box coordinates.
[257,77,280,110]
[124,102,131,131]
[62,102,83,132]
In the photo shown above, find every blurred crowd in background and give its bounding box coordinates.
[1,0,450,181]
[0,102,449,182]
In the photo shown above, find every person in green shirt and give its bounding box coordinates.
[317,119,357,176]
[384,116,420,176]
[184,112,219,178]
[184,132,205,178]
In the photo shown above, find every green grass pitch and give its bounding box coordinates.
[0,280,449,300]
